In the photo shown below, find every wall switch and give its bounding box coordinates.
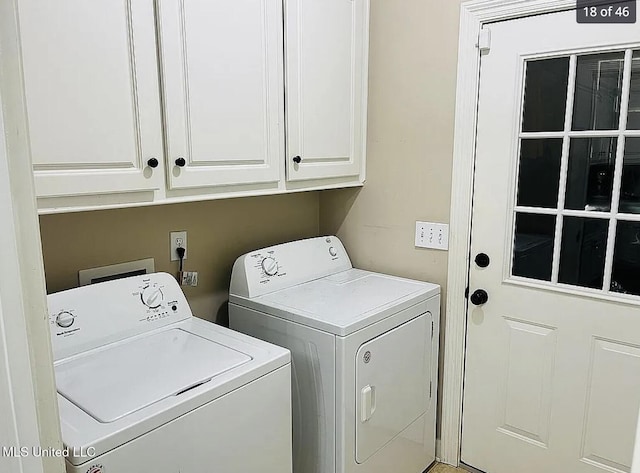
[415,221,449,250]
[170,231,187,261]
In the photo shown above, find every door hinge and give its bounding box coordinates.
[431,320,434,339]
[477,27,491,53]
[429,380,432,399]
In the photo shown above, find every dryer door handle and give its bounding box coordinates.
[361,385,376,422]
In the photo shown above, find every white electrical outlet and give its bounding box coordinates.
[170,231,187,261]
[415,221,449,250]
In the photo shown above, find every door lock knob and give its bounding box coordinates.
[470,289,489,306]
[475,253,490,268]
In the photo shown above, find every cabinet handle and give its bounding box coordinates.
[146,158,159,168]
[292,156,302,164]
[175,157,186,167]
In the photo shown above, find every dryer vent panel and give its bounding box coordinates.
[78,258,155,286]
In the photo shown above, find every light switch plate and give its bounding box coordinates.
[415,221,449,250]
[181,271,198,287]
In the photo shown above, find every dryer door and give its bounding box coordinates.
[355,313,430,463]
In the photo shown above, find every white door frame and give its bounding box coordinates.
[441,0,577,466]
[0,0,65,471]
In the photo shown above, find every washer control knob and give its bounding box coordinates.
[56,311,74,328]
[261,257,279,276]
[329,246,338,257]
[140,286,164,309]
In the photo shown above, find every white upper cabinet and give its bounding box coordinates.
[284,0,369,182]
[18,0,369,212]
[18,0,165,200]
[157,0,284,190]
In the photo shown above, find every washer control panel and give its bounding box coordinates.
[47,272,191,360]
[230,236,353,298]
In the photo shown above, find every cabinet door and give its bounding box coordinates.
[285,0,369,181]
[18,0,165,201]
[158,0,284,190]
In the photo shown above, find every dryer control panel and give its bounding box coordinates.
[230,236,353,298]
[47,272,191,360]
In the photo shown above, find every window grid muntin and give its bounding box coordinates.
[511,48,639,295]
[519,130,640,138]
[550,53,577,284]
[514,205,640,221]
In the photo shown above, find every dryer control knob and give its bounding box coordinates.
[140,286,164,309]
[261,257,279,276]
[56,311,74,328]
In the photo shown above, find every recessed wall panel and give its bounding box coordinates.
[581,338,640,472]
[497,318,557,446]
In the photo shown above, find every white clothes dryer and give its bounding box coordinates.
[229,236,440,473]
[48,272,292,473]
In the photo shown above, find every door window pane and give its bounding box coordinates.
[512,213,556,281]
[628,51,640,129]
[611,221,640,295]
[507,49,640,298]
[517,139,563,208]
[620,138,640,213]
[522,58,569,132]
[572,52,625,131]
[565,138,617,212]
[558,217,608,289]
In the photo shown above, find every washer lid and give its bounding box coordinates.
[252,269,440,335]
[55,329,251,423]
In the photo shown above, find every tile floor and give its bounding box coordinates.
[429,463,468,473]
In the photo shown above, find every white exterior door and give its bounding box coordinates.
[462,10,640,473]
[284,0,368,181]
[158,0,284,190]
[18,0,165,200]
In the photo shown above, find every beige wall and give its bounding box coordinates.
[321,0,463,300]
[40,193,319,323]
[319,0,464,436]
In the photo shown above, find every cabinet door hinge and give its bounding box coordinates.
[477,27,491,53]
[429,380,432,399]
[431,320,434,339]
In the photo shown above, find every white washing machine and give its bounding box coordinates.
[47,272,292,473]
[229,236,440,473]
